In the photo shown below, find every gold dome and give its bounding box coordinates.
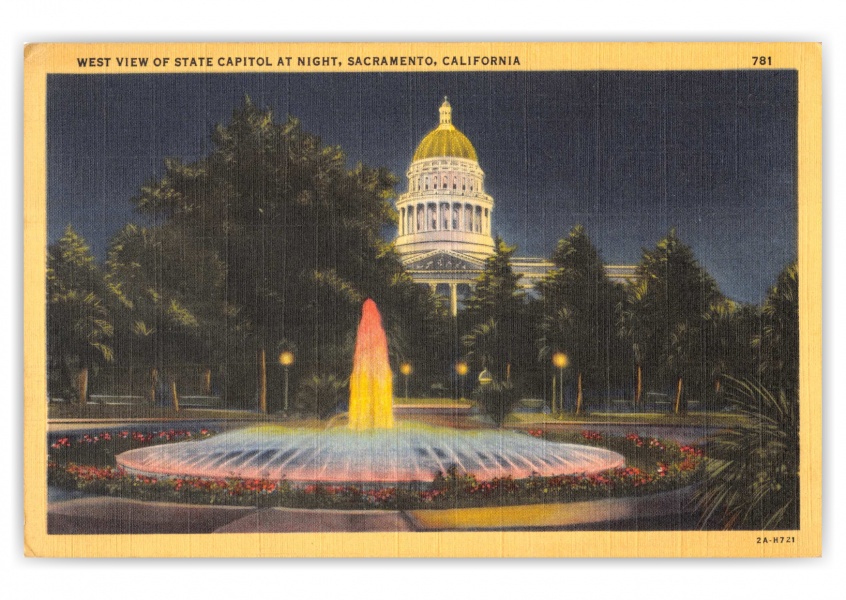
[412,98,478,162]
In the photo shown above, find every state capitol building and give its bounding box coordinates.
[393,98,636,316]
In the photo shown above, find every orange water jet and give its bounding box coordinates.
[348,299,394,430]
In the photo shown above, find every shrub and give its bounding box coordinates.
[473,378,519,427]
[693,378,799,529]
[294,374,347,418]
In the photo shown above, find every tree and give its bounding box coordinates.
[463,318,499,375]
[755,263,799,399]
[536,226,621,414]
[130,97,446,407]
[462,236,527,382]
[623,230,724,414]
[618,281,647,407]
[46,225,114,404]
[104,224,232,408]
[702,300,761,410]
[695,264,800,529]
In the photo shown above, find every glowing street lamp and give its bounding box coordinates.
[552,352,568,414]
[279,351,295,412]
[400,362,413,400]
[455,361,468,400]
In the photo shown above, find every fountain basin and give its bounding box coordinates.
[116,423,625,486]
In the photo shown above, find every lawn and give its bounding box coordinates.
[47,402,282,422]
[394,397,473,406]
[48,398,740,429]
[505,411,745,427]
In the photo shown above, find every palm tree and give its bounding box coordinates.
[537,306,576,413]
[667,322,694,414]
[463,237,527,383]
[462,318,498,374]
[618,280,648,407]
[624,230,724,413]
[105,224,228,409]
[537,226,618,414]
[701,299,761,410]
[47,225,114,404]
[462,318,521,427]
[694,378,799,529]
[703,299,736,398]
[754,263,799,398]
[694,264,799,529]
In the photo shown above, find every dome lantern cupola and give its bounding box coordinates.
[439,97,452,126]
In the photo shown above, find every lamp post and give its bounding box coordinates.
[279,351,294,413]
[552,352,568,414]
[400,362,412,401]
[477,367,494,417]
[455,361,468,400]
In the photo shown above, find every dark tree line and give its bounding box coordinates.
[47,98,449,410]
[459,226,797,420]
[47,97,798,424]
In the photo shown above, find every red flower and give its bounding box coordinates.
[64,463,125,481]
[648,438,666,451]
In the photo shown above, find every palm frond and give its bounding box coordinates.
[694,377,799,530]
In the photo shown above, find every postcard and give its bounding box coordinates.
[23,42,821,557]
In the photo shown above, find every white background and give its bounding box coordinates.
[3,2,841,597]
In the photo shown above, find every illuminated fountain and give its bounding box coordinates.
[348,299,394,430]
[117,300,624,485]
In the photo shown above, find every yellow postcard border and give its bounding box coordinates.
[23,42,822,558]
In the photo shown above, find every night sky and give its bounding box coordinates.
[47,70,797,304]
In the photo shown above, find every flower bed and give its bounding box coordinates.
[48,428,705,511]
[50,427,216,452]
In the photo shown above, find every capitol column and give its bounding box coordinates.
[449,283,458,317]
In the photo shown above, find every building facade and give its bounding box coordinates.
[394,99,636,315]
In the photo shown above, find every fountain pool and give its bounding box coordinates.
[116,423,624,485]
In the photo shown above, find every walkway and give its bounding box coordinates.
[47,487,694,534]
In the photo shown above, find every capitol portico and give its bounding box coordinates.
[394,98,635,316]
